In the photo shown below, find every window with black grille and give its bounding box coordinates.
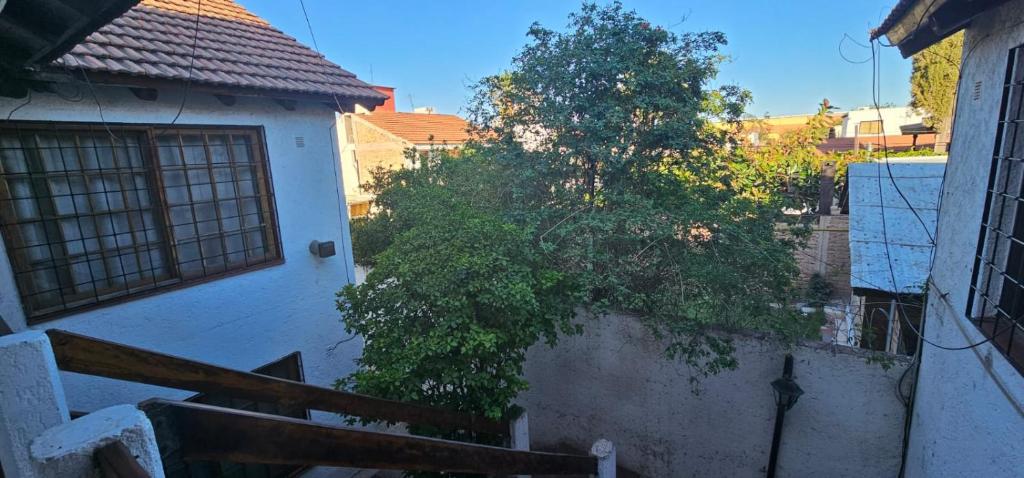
[0,123,281,322]
[967,45,1024,374]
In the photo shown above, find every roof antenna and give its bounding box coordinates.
[369,63,374,84]
[408,94,416,111]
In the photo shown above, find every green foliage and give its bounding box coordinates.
[910,31,963,132]
[338,150,581,422]
[805,273,833,308]
[465,1,810,376]
[339,3,816,444]
[729,103,840,213]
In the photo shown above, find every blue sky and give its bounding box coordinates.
[246,1,911,117]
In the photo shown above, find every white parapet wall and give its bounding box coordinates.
[0,331,163,477]
[520,312,911,477]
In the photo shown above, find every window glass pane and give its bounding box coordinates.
[156,132,277,279]
[0,126,278,320]
[0,128,170,317]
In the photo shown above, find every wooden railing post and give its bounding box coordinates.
[590,439,615,478]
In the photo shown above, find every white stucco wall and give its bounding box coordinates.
[0,86,361,438]
[520,312,910,477]
[904,2,1024,477]
[836,106,925,137]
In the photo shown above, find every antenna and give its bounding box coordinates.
[369,64,374,83]
[408,94,416,111]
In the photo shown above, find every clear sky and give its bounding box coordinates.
[245,0,911,117]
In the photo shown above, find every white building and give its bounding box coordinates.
[874,1,1024,476]
[0,2,383,473]
[832,106,927,138]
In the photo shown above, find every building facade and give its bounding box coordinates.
[338,91,472,217]
[874,1,1024,476]
[0,0,382,445]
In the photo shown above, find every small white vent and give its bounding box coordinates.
[973,81,982,101]
[295,136,306,148]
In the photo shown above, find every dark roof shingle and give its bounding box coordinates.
[54,0,386,102]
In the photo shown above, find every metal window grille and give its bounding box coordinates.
[0,123,281,322]
[967,45,1024,374]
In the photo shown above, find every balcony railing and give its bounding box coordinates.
[43,329,612,476]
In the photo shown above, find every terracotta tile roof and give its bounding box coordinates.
[359,112,473,144]
[53,0,385,103]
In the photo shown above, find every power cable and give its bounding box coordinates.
[4,90,32,121]
[868,39,1017,351]
[167,0,203,127]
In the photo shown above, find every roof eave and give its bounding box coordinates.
[32,69,387,113]
[0,0,141,73]
[872,0,1011,58]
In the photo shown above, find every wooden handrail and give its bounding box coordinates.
[95,441,150,478]
[46,329,506,435]
[140,400,597,475]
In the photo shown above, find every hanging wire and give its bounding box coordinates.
[3,90,32,121]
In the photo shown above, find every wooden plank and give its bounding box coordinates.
[140,400,597,475]
[95,441,151,478]
[46,329,507,435]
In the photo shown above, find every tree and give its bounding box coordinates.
[339,3,813,448]
[468,2,809,376]
[339,150,582,438]
[729,102,840,213]
[910,31,963,133]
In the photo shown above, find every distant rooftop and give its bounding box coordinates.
[359,111,473,145]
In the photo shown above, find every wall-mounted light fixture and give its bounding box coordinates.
[308,240,336,259]
[767,354,803,478]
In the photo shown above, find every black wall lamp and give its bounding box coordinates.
[767,354,803,478]
[309,240,336,259]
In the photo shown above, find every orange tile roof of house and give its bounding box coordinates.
[359,112,473,144]
[53,0,385,103]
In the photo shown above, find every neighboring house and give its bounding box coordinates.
[0,0,384,445]
[337,88,472,217]
[832,106,926,138]
[847,157,945,354]
[723,106,936,152]
[819,106,937,153]
[874,1,1024,476]
[723,112,843,146]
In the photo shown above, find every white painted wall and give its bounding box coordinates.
[835,106,925,137]
[904,2,1024,476]
[520,312,910,477]
[0,86,362,441]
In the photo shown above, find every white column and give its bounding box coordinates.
[590,439,615,478]
[31,405,165,477]
[0,331,70,478]
[510,410,530,478]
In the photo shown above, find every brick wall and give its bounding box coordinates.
[794,214,851,301]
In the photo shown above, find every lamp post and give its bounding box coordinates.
[767,354,803,478]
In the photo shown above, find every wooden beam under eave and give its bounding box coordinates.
[214,94,236,106]
[129,87,158,101]
[274,99,297,111]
